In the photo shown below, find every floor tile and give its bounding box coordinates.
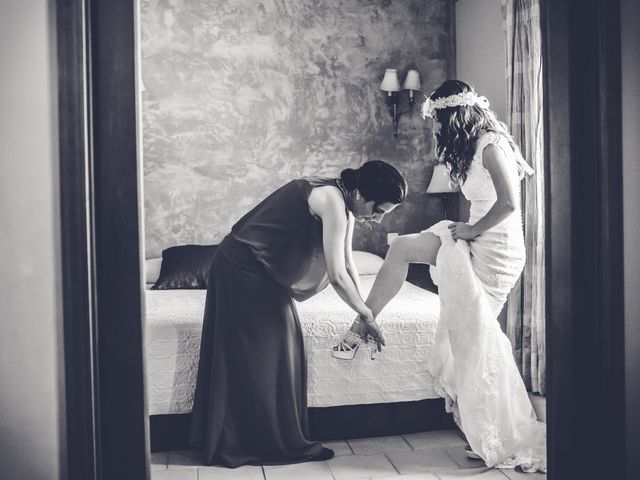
[500,468,546,479]
[322,440,353,456]
[387,448,459,475]
[403,430,466,451]
[442,445,486,469]
[167,449,202,468]
[198,464,265,480]
[375,474,439,480]
[347,435,412,455]
[264,461,333,480]
[150,452,168,470]
[151,469,198,480]
[327,453,398,479]
[436,467,509,479]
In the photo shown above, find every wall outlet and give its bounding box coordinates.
[387,232,399,246]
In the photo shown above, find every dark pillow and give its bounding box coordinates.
[151,244,217,290]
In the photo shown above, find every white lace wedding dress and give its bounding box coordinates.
[424,132,547,473]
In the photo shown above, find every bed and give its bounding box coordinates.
[144,251,455,450]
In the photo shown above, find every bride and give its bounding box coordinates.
[332,80,547,473]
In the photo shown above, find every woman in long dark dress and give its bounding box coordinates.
[189,160,408,467]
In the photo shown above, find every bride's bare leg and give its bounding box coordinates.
[349,232,442,336]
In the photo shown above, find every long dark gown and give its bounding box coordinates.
[189,177,343,467]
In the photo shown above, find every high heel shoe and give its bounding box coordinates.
[331,330,368,360]
[369,338,381,360]
[464,444,482,460]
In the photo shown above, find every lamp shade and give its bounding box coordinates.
[426,164,460,193]
[403,69,421,91]
[380,69,401,92]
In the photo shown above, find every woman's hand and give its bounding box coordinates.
[448,222,477,241]
[359,307,374,325]
[358,311,385,352]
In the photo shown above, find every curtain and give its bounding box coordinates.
[502,0,546,395]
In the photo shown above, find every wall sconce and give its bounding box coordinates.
[380,68,422,137]
[380,69,401,137]
[403,69,422,109]
[426,163,460,220]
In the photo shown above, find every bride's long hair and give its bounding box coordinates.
[426,80,520,185]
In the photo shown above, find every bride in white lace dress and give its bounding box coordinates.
[332,80,546,473]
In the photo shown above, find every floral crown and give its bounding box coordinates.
[421,91,490,119]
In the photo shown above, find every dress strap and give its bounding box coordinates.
[474,132,534,178]
[334,178,351,218]
[473,131,501,158]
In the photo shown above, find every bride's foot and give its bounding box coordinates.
[331,321,368,360]
[519,463,538,473]
[464,444,482,460]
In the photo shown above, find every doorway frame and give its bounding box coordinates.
[57,0,149,478]
[56,0,627,478]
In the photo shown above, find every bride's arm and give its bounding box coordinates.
[450,144,518,240]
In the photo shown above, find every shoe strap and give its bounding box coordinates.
[340,330,366,346]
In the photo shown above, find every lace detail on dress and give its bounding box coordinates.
[471,132,534,181]
[431,375,462,429]
[421,133,547,473]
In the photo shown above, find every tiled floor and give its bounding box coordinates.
[150,427,547,480]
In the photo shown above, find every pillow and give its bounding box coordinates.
[144,258,162,284]
[352,250,384,275]
[151,244,217,290]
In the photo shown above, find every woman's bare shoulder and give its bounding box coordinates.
[308,185,344,218]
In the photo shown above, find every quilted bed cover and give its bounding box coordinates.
[145,275,441,416]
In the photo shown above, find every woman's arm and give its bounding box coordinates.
[449,143,518,241]
[344,214,363,297]
[308,188,373,321]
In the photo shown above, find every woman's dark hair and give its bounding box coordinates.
[427,79,519,185]
[340,160,407,205]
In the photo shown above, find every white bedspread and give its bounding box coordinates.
[145,275,441,415]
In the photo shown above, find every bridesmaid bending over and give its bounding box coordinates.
[190,161,407,467]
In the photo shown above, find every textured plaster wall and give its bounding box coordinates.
[141,0,455,258]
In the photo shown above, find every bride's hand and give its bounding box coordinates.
[448,222,477,241]
[359,313,385,352]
